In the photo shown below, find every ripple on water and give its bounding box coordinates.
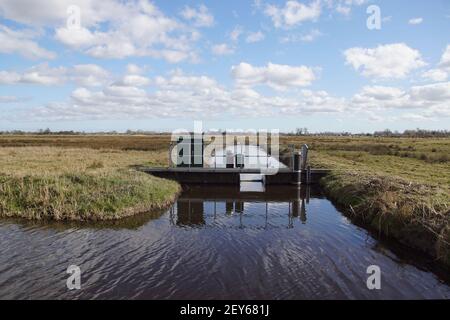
[0,185,449,299]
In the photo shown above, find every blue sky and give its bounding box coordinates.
[0,0,449,132]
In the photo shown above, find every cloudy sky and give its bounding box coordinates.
[0,0,449,132]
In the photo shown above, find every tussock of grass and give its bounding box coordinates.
[321,171,450,266]
[0,147,179,221]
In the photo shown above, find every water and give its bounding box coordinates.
[0,184,449,299]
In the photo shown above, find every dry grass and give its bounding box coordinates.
[281,136,450,197]
[322,171,450,265]
[280,136,450,266]
[0,134,170,151]
[0,147,179,221]
[0,146,168,176]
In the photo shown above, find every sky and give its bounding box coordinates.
[0,0,449,133]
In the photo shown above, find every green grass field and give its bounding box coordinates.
[281,136,450,189]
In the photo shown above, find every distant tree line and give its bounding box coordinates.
[372,129,450,138]
[286,128,450,138]
[0,128,449,137]
[0,128,167,135]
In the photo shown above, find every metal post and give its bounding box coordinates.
[301,144,309,170]
[292,151,301,185]
[300,199,307,224]
[306,165,311,185]
[168,142,171,168]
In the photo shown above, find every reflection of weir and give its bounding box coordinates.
[171,185,318,228]
[176,201,205,226]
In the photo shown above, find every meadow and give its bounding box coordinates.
[0,142,178,221]
[281,136,449,184]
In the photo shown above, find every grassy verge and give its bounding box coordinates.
[321,171,449,266]
[0,147,180,221]
[280,136,450,266]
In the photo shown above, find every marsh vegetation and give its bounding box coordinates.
[281,136,450,266]
[0,146,179,220]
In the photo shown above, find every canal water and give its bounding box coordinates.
[0,184,449,299]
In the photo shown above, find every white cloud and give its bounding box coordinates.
[421,44,450,82]
[359,86,405,100]
[0,0,201,63]
[29,72,261,120]
[246,31,265,43]
[71,64,110,87]
[180,4,214,27]
[117,75,150,87]
[328,0,367,16]
[0,96,20,103]
[22,67,346,121]
[264,0,321,28]
[54,27,96,49]
[344,43,426,79]
[281,89,347,113]
[408,17,423,25]
[439,45,450,70]
[335,5,351,16]
[422,69,448,82]
[351,86,411,109]
[21,73,63,86]
[350,82,450,120]
[0,0,124,27]
[154,71,219,93]
[0,24,56,60]
[126,64,143,75]
[230,25,244,42]
[16,67,450,122]
[19,64,66,85]
[0,0,78,26]
[231,62,316,90]
[299,29,322,42]
[0,71,22,84]
[54,3,199,62]
[211,43,235,55]
[410,82,450,101]
[260,0,365,23]
[280,29,322,43]
[0,63,110,87]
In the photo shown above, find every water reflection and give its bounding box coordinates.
[172,184,317,229]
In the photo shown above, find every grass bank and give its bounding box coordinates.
[0,147,180,221]
[281,136,450,266]
[321,171,449,266]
